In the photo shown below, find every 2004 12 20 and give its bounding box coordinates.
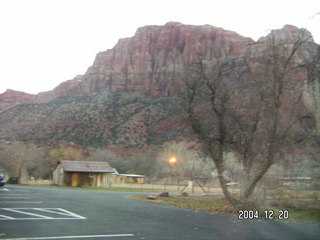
[238,209,289,220]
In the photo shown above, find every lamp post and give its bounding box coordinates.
[168,156,177,186]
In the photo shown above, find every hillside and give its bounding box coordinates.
[0,92,187,147]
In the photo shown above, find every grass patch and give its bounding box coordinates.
[131,195,232,212]
[16,184,164,193]
[131,194,320,226]
[92,187,164,193]
[269,207,320,226]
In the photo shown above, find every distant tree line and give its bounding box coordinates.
[0,141,212,184]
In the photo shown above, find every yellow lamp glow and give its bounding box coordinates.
[169,156,177,165]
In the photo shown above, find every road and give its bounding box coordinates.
[0,185,319,240]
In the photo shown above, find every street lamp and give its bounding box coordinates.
[168,156,177,185]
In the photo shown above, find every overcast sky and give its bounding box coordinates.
[0,0,319,94]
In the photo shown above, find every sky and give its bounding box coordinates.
[0,0,319,94]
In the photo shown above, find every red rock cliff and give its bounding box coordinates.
[44,22,254,99]
[0,89,36,111]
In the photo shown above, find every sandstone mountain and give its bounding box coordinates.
[0,89,36,112]
[39,22,253,100]
[0,22,319,148]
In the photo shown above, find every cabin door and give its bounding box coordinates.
[72,173,79,187]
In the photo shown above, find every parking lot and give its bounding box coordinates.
[1,185,319,240]
[0,186,136,239]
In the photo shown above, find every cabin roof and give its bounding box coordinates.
[58,160,114,173]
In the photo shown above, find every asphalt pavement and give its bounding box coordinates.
[0,185,319,240]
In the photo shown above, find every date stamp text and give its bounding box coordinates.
[238,209,289,220]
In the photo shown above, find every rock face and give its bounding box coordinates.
[0,89,36,111]
[1,22,253,111]
[35,22,253,100]
[0,23,318,147]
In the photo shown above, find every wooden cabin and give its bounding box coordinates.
[53,160,114,187]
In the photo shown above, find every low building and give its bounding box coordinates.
[53,160,114,187]
[112,173,146,184]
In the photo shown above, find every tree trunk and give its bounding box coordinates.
[240,171,250,199]
[218,175,238,206]
[243,161,272,199]
[216,161,238,206]
[18,167,22,184]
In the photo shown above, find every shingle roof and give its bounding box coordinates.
[59,160,114,173]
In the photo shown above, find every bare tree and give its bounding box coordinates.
[235,29,318,199]
[45,144,84,174]
[0,141,44,183]
[87,148,119,162]
[181,57,246,205]
[180,28,318,206]
[87,148,127,172]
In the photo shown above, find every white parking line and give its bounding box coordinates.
[0,202,42,204]
[0,215,14,219]
[56,208,86,219]
[0,208,86,220]
[0,234,134,239]
[33,208,74,217]
[0,194,22,196]
[2,208,53,219]
[0,197,30,199]
[0,218,85,221]
[0,188,40,204]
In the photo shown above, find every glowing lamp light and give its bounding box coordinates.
[169,156,177,165]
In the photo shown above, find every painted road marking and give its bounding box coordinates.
[0,197,30,199]
[2,208,53,219]
[0,208,86,220]
[0,234,134,239]
[0,202,43,204]
[33,208,76,217]
[0,194,22,196]
[0,215,14,219]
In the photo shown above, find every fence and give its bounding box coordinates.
[26,179,54,185]
[253,173,320,210]
[110,182,230,194]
